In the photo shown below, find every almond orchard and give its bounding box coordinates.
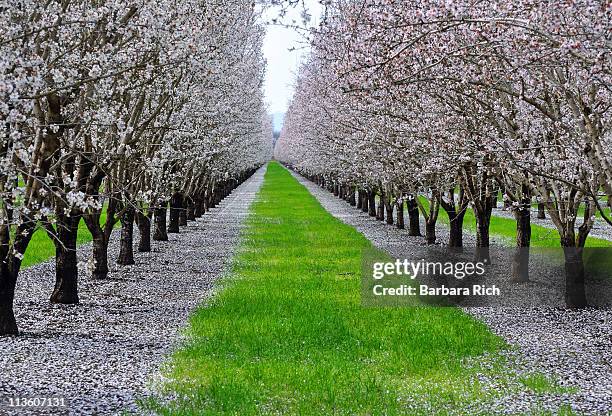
[276,0,611,306]
[0,0,271,335]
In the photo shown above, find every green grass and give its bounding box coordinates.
[518,373,578,395]
[21,208,114,269]
[143,162,566,415]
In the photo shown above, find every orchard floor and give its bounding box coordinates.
[144,162,606,415]
[291,169,612,415]
[2,162,610,415]
[0,167,266,415]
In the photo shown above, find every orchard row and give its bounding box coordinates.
[0,1,271,335]
[276,0,611,306]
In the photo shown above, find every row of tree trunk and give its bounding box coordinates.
[298,168,589,309]
[0,169,257,336]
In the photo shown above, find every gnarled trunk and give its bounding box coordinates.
[440,188,468,248]
[83,198,117,281]
[512,203,531,282]
[187,199,196,221]
[418,192,440,245]
[376,196,384,221]
[348,187,356,206]
[561,239,587,309]
[194,196,204,218]
[384,199,394,225]
[50,215,80,304]
[425,222,436,245]
[117,207,135,265]
[472,189,495,263]
[179,195,188,226]
[91,234,109,279]
[448,214,465,248]
[475,212,492,264]
[153,206,168,241]
[0,221,33,335]
[406,196,421,236]
[395,199,404,229]
[0,264,18,335]
[136,209,151,252]
[368,192,376,217]
[168,193,181,233]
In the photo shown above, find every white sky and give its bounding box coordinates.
[262,1,323,115]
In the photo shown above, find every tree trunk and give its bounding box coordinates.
[537,203,546,219]
[512,205,531,282]
[0,265,18,335]
[179,196,188,226]
[425,221,436,245]
[83,199,117,281]
[0,221,33,335]
[194,196,204,218]
[168,193,181,233]
[136,209,151,252]
[368,192,376,217]
[385,200,394,225]
[440,190,468,248]
[348,187,356,206]
[407,196,421,236]
[376,197,384,221]
[187,199,196,221]
[356,190,363,210]
[396,199,404,229]
[91,234,109,279]
[153,206,168,241]
[561,238,587,308]
[475,212,492,264]
[448,213,465,248]
[50,216,80,304]
[117,207,135,265]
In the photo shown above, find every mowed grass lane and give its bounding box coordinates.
[146,162,514,415]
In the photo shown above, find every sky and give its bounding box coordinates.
[262,1,323,118]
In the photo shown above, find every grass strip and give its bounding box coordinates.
[143,162,539,415]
